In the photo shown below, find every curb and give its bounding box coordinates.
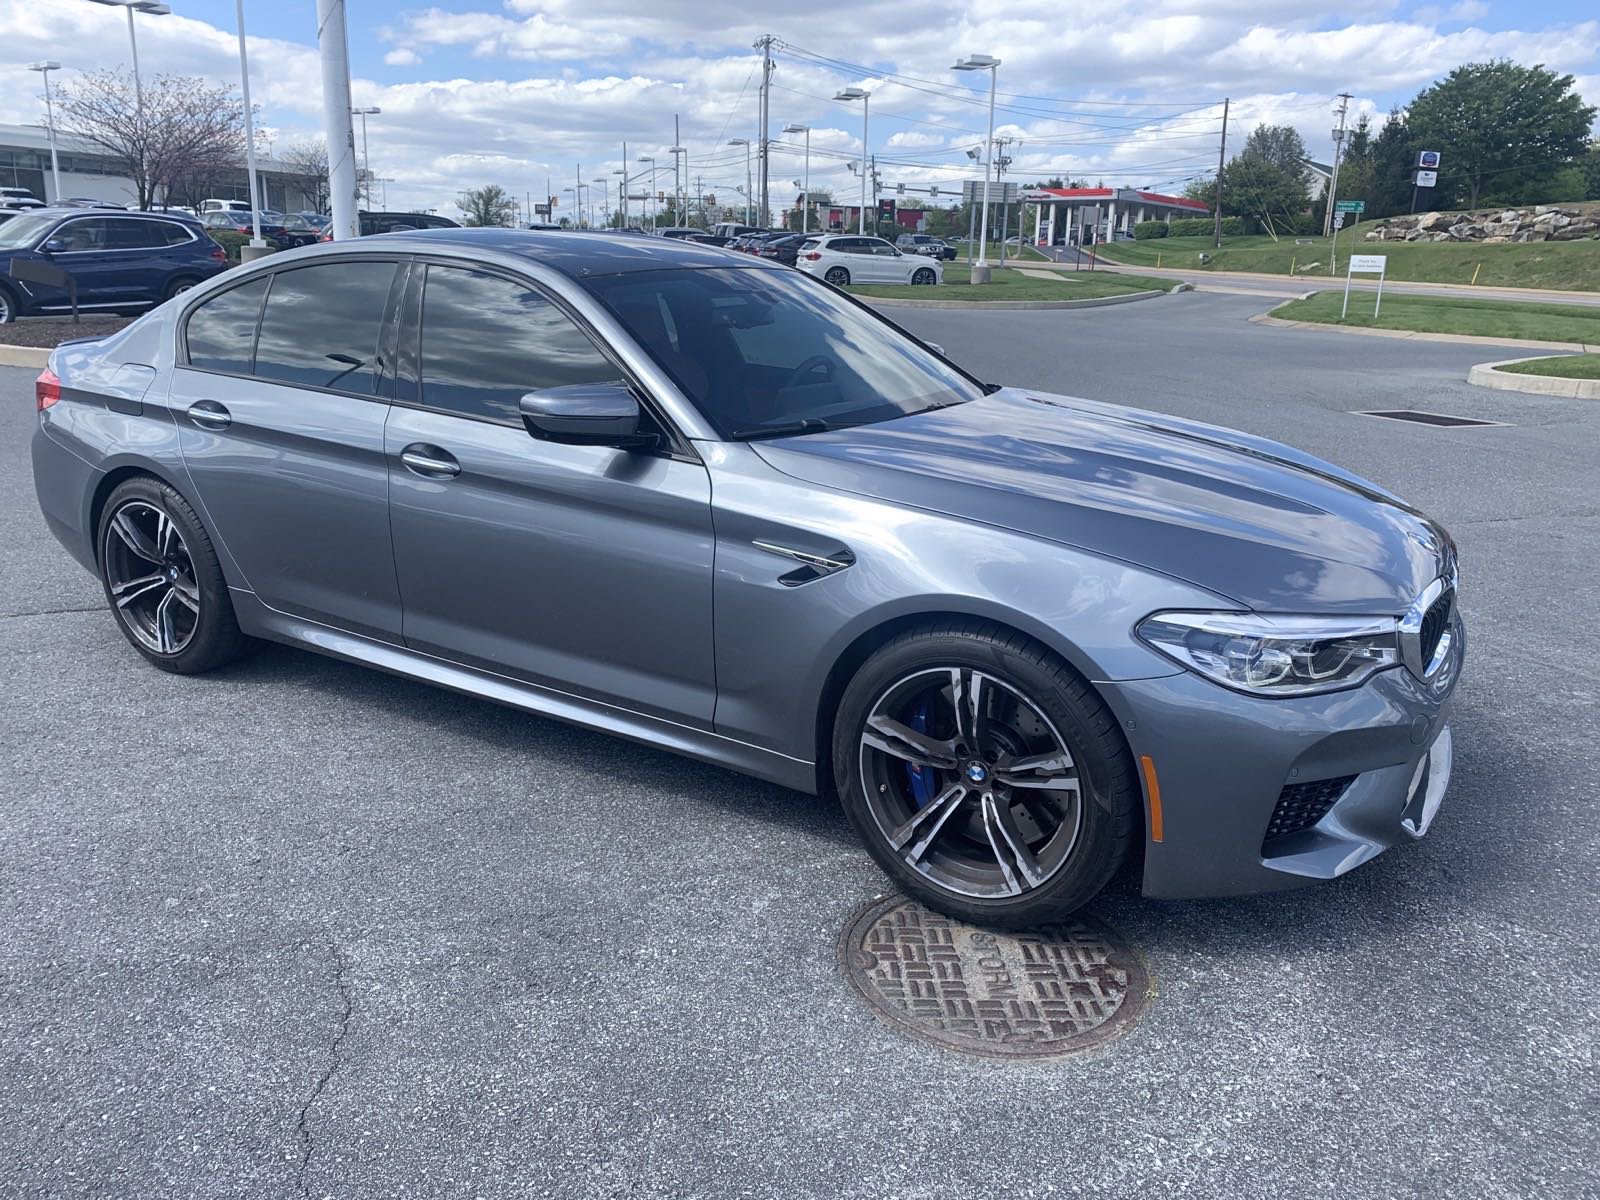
[1246,309,1598,353]
[857,289,1163,311]
[1468,357,1600,398]
[0,345,51,369]
[1085,258,1600,303]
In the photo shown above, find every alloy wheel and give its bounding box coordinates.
[858,667,1084,899]
[102,499,201,655]
[825,267,849,286]
[0,289,12,324]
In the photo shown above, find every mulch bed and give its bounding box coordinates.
[0,316,133,349]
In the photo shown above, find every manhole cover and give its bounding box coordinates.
[840,896,1147,1059]
[1358,409,1507,427]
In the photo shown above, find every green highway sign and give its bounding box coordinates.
[1334,200,1366,212]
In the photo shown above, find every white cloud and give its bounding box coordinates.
[385,47,422,67]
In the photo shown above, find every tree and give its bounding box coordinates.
[1582,141,1600,201]
[282,139,330,214]
[457,184,516,227]
[1405,61,1597,209]
[54,70,246,210]
[1368,108,1415,218]
[1243,124,1309,173]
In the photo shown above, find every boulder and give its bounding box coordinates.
[1363,231,1382,240]
[1417,211,1451,231]
[1481,236,1509,244]
[1550,222,1599,241]
[1510,229,1545,243]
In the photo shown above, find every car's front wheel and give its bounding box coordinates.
[911,267,937,286]
[0,282,17,324]
[824,266,850,287]
[834,622,1139,926]
[97,476,247,674]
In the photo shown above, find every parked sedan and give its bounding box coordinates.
[0,208,226,322]
[751,232,814,266]
[31,230,1462,927]
[795,234,942,286]
[201,210,292,247]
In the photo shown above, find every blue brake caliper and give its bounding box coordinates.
[906,697,936,809]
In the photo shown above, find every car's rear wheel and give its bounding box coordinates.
[824,266,850,286]
[0,283,17,324]
[97,476,247,674]
[911,267,937,286]
[834,621,1139,927]
[164,276,201,302]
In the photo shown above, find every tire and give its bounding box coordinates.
[833,620,1139,928]
[0,282,17,324]
[97,475,247,674]
[824,266,850,287]
[163,276,201,302]
[912,268,937,286]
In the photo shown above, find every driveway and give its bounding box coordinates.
[3,292,1597,1198]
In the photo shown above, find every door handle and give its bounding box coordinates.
[399,444,461,479]
[186,399,231,430]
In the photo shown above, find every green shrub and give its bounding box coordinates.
[208,229,250,262]
[1133,221,1169,240]
[1166,216,1246,237]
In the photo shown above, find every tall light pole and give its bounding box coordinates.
[351,105,380,208]
[728,138,752,224]
[592,177,609,227]
[636,156,655,230]
[953,54,1000,284]
[229,1,268,248]
[86,0,169,118]
[833,88,869,233]
[783,123,810,233]
[28,62,63,204]
[314,0,358,239]
[670,144,687,225]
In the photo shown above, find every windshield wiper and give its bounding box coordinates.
[729,417,832,441]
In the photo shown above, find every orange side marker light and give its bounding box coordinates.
[1140,755,1164,843]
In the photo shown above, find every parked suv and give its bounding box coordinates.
[317,211,463,241]
[201,210,294,249]
[896,233,957,261]
[796,234,943,286]
[0,209,226,323]
[0,186,44,211]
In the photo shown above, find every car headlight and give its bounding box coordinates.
[1136,611,1400,697]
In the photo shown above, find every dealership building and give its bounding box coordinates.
[0,122,317,212]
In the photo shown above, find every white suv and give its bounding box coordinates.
[796,234,943,287]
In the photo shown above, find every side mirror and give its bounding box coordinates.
[519,383,654,449]
[41,238,66,254]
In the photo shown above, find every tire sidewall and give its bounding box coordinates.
[824,266,850,286]
[97,475,241,673]
[912,268,936,285]
[832,629,1136,925]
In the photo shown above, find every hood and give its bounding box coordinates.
[751,389,1453,614]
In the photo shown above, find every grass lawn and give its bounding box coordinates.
[1494,353,1600,378]
[1095,223,1600,292]
[1271,290,1600,343]
[849,262,1167,302]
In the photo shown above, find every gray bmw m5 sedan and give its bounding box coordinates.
[31,230,1462,926]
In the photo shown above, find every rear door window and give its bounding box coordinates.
[252,261,397,395]
[184,277,269,374]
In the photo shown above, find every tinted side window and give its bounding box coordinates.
[55,218,110,252]
[419,265,621,424]
[253,261,396,394]
[185,277,269,374]
[107,218,170,249]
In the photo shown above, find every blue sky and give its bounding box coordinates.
[3,0,1596,218]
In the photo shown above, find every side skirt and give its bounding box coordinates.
[229,588,818,794]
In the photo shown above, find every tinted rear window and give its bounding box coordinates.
[185,277,269,374]
[252,262,397,394]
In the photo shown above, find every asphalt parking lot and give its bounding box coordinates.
[4,291,1598,1199]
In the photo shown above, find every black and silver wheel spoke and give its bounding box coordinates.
[888,783,968,863]
[169,572,201,612]
[859,666,1084,901]
[153,590,180,653]
[111,572,167,609]
[111,509,164,564]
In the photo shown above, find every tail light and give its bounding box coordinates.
[318,229,334,242]
[36,367,61,412]
[209,241,227,263]
[803,251,821,260]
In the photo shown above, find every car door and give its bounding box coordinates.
[863,238,905,282]
[169,257,406,641]
[40,215,132,306]
[384,259,717,726]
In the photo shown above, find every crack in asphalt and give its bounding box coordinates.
[295,941,354,1199]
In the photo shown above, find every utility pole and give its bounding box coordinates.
[314,0,359,240]
[1322,92,1352,238]
[755,34,774,224]
[993,138,1014,266]
[1213,97,1229,249]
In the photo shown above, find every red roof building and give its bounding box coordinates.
[1023,186,1209,246]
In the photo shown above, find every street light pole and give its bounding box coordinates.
[729,139,751,224]
[953,55,1001,284]
[86,0,170,118]
[28,62,63,204]
[231,0,268,248]
[351,106,380,208]
[832,88,869,233]
[783,124,810,233]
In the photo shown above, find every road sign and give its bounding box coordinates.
[1332,212,1345,230]
[1418,150,1441,169]
[1343,254,1388,320]
[1415,170,1438,188]
[1334,199,1365,213]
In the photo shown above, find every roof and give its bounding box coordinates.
[1026,186,1208,213]
[1301,159,1333,177]
[372,227,782,277]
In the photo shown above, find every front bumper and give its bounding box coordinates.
[1098,617,1464,900]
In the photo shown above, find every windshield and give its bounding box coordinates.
[582,266,982,439]
[0,213,57,249]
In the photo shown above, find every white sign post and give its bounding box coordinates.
[1343,254,1388,320]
